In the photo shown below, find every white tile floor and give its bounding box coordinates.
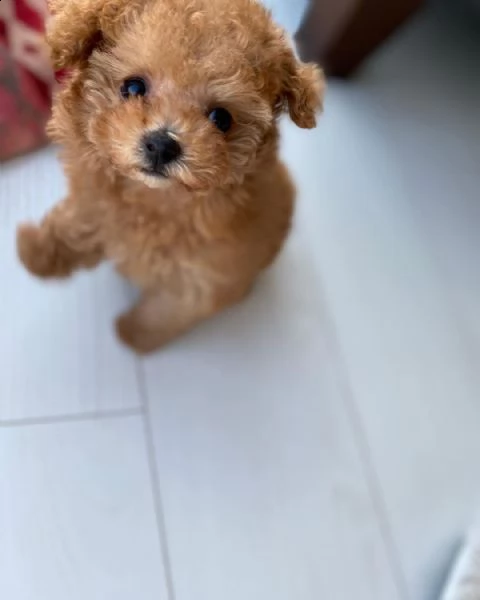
[1,3,480,600]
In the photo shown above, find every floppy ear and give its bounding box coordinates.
[46,0,143,70]
[277,38,325,129]
[283,60,325,129]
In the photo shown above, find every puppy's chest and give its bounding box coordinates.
[103,200,234,287]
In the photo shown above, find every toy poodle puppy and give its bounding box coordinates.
[17,0,324,353]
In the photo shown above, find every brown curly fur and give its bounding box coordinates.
[17,0,324,353]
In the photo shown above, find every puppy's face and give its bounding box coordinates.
[48,0,323,191]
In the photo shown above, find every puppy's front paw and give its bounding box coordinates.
[17,223,73,278]
[17,224,53,278]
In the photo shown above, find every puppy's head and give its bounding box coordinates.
[48,0,324,190]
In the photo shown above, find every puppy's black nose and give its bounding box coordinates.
[142,130,182,172]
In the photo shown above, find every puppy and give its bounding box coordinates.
[17,0,324,353]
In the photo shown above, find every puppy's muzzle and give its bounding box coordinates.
[142,130,182,176]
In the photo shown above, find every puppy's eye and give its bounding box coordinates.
[208,108,233,133]
[121,77,148,99]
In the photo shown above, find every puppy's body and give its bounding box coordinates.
[18,0,323,352]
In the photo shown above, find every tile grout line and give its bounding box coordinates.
[135,358,177,600]
[291,206,412,597]
[406,193,480,417]
[299,197,411,598]
[0,406,143,428]
[322,301,412,600]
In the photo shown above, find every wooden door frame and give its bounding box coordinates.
[295,0,426,77]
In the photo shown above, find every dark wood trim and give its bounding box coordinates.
[295,0,426,77]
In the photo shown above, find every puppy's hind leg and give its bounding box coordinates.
[116,280,252,354]
[17,197,104,279]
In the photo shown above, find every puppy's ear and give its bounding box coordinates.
[283,61,325,129]
[278,41,325,129]
[46,0,143,69]
[46,0,103,69]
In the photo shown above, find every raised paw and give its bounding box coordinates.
[17,223,55,278]
[17,223,73,279]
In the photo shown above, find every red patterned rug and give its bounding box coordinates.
[0,0,52,161]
